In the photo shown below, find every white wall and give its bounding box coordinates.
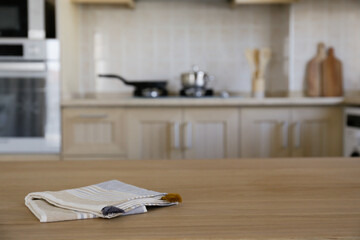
[78,0,289,95]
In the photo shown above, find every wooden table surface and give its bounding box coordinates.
[1,158,360,240]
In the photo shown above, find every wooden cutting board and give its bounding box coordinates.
[322,48,343,97]
[305,43,326,97]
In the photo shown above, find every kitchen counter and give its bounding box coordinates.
[345,96,360,106]
[1,158,360,240]
[62,95,345,107]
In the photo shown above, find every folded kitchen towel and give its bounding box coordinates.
[25,180,182,223]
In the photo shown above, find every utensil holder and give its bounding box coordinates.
[252,78,265,98]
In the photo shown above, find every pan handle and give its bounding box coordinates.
[98,74,130,84]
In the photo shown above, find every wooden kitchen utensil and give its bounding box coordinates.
[246,48,268,98]
[245,49,257,80]
[322,47,343,97]
[254,49,260,80]
[305,43,326,97]
[259,48,271,79]
[251,48,271,98]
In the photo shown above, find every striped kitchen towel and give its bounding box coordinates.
[25,180,182,223]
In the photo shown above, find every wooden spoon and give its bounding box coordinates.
[245,49,257,79]
[259,48,271,79]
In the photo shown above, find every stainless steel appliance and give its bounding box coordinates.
[344,107,360,157]
[0,39,60,153]
[0,0,56,39]
[180,66,214,97]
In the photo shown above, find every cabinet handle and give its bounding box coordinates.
[184,122,192,150]
[171,122,180,149]
[78,114,108,119]
[281,121,288,148]
[294,121,301,148]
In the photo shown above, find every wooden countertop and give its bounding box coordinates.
[1,158,360,239]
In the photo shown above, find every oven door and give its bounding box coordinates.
[0,0,45,39]
[0,61,60,153]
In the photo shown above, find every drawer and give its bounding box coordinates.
[62,108,126,156]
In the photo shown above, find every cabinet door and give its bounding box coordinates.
[291,107,342,157]
[62,108,126,156]
[241,108,291,158]
[126,108,182,160]
[183,108,238,159]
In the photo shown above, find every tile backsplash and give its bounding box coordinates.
[290,0,360,96]
[78,0,289,95]
[78,0,360,96]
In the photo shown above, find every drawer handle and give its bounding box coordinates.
[184,122,192,150]
[294,121,301,148]
[78,114,108,119]
[280,121,288,148]
[171,122,180,150]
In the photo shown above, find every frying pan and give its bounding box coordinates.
[98,74,168,89]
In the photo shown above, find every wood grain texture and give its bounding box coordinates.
[126,108,183,160]
[291,107,343,157]
[0,154,59,162]
[1,158,360,240]
[62,108,127,157]
[322,48,343,97]
[241,108,291,158]
[183,108,239,159]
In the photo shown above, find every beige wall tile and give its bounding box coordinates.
[78,1,288,95]
[290,0,360,94]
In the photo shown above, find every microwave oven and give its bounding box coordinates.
[0,0,56,39]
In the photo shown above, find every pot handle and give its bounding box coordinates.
[98,74,130,84]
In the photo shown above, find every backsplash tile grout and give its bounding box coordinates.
[78,0,359,96]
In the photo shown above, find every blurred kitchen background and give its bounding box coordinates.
[0,0,360,161]
[67,0,360,97]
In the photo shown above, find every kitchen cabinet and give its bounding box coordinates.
[290,108,342,157]
[241,108,291,158]
[183,109,238,159]
[126,108,183,160]
[62,108,126,158]
[240,107,342,158]
[62,105,342,160]
[71,0,135,8]
[126,108,239,160]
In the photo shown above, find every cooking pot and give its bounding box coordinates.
[181,66,213,88]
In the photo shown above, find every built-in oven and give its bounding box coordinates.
[0,39,60,153]
[0,0,56,39]
[344,107,360,157]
